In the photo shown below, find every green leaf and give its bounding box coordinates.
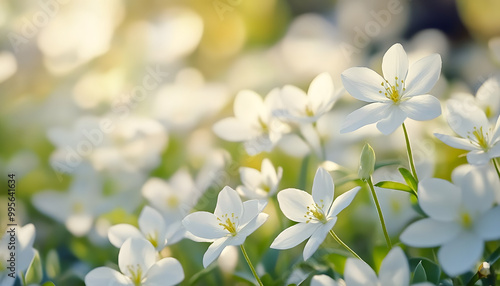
[375,181,413,193]
[399,168,418,192]
[374,160,400,170]
[25,250,43,285]
[412,261,427,283]
[409,258,441,284]
[46,249,60,279]
[42,282,56,286]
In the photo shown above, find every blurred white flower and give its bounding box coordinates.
[270,168,360,260]
[400,169,500,276]
[435,99,500,165]
[182,186,268,268]
[311,274,340,286]
[452,75,500,121]
[213,88,289,155]
[341,43,442,135]
[0,224,36,286]
[344,247,433,286]
[236,158,283,200]
[0,51,17,83]
[278,72,341,123]
[85,238,184,286]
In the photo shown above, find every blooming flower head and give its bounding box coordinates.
[452,74,500,120]
[400,167,500,276]
[85,238,184,286]
[182,186,268,268]
[435,99,500,165]
[236,158,283,200]
[344,247,434,286]
[341,43,442,135]
[270,168,360,260]
[278,72,341,123]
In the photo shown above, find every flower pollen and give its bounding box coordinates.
[145,230,159,248]
[380,77,406,104]
[460,212,473,229]
[127,264,144,286]
[468,126,490,151]
[167,195,179,208]
[304,200,327,224]
[217,213,238,236]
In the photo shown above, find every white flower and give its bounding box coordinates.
[0,224,36,286]
[213,88,289,155]
[344,247,433,286]
[108,206,168,251]
[400,169,500,276]
[236,158,283,200]
[182,186,268,268]
[435,99,500,165]
[311,274,340,286]
[270,168,360,260]
[85,238,184,286]
[278,72,341,123]
[453,75,500,120]
[340,43,442,135]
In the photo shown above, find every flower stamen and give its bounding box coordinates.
[217,213,238,236]
[304,200,327,224]
[127,264,143,286]
[380,77,406,104]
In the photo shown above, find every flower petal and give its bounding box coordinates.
[344,258,378,286]
[467,150,491,165]
[340,102,391,133]
[311,274,338,286]
[418,178,461,221]
[399,94,441,121]
[308,72,335,112]
[446,100,489,138]
[376,105,407,135]
[434,133,476,151]
[400,219,461,247]
[475,206,500,241]
[303,218,337,260]
[341,67,387,103]
[118,238,157,277]
[239,167,263,190]
[312,168,335,212]
[143,257,184,286]
[108,224,143,248]
[234,90,264,124]
[379,247,410,286]
[404,54,441,97]
[277,188,315,222]
[281,85,308,117]
[461,170,495,214]
[382,43,409,87]
[85,267,133,286]
[182,211,227,239]
[139,206,166,249]
[239,199,267,227]
[214,186,243,219]
[270,222,320,250]
[329,186,360,217]
[213,117,255,142]
[438,232,483,277]
[203,237,230,268]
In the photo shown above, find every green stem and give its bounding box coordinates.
[298,154,310,190]
[329,230,364,262]
[240,244,263,286]
[402,123,418,182]
[492,158,500,181]
[367,177,392,249]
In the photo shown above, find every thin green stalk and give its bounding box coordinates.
[367,177,392,249]
[329,230,364,262]
[240,244,263,286]
[402,123,418,182]
[492,158,500,181]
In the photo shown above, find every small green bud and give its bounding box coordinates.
[358,143,376,180]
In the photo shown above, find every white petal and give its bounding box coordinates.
[270,222,320,250]
[281,85,309,117]
[141,178,169,205]
[461,170,495,214]
[118,238,156,278]
[399,94,441,121]
[400,219,461,247]
[32,191,71,223]
[438,232,483,277]
[312,168,335,212]
[108,224,143,248]
[476,75,500,118]
[344,259,378,286]
[311,274,338,286]
[18,224,36,249]
[234,90,264,124]
[329,187,360,217]
[379,247,410,286]
[341,67,388,102]
[340,102,391,133]
[418,178,461,221]
[239,199,267,227]
[213,117,255,142]
[382,43,409,87]
[182,212,227,239]
[239,167,263,190]
[277,188,315,222]
[303,218,337,260]
[203,237,229,268]
[434,133,476,151]
[143,257,184,286]
[85,267,133,286]
[404,54,441,97]
[467,150,490,165]
[446,100,489,138]
[376,105,407,135]
[308,72,335,112]
[139,206,166,248]
[214,186,243,218]
[475,206,500,240]
[66,213,93,237]
[238,213,268,239]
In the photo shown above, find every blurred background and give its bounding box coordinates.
[1,0,500,285]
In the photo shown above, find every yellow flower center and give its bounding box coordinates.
[379,77,406,104]
[166,195,179,208]
[468,126,490,151]
[460,212,473,229]
[485,106,492,118]
[127,264,144,286]
[145,230,159,249]
[218,213,238,236]
[304,200,327,224]
[258,117,269,132]
[305,105,315,117]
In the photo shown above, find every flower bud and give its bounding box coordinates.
[478,262,491,278]
[358,143,376,180]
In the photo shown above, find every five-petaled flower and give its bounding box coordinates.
[270,168,360,260]
[236,158,283,200]
[340,43,442,135]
